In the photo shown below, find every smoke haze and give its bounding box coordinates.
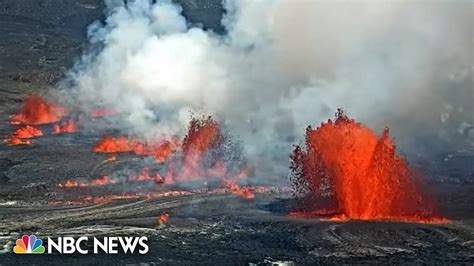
[60,0,473,181]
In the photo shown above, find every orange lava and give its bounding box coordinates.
[4,138,32,146]
[93,136,132,153]
[290,110,446,223]
[93,136,179,163]
[10,96,66,125]
[181,116,223,179]
[59,176,115,188]
[52,119,77,134]
[58,116,251,197]
[129,167,164,183]
[12,125,43,138]
[223,179,255,199]
[59,180,87,188]
[91,176,115,186]
[158,213,169,225]
[92,117,244,183]
[4,125,43,146]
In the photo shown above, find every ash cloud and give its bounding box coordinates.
[59,0,473,182]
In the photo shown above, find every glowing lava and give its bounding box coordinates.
[129,167,164,183]
[4,125,43,146]
[181,116,223,179]
[4,138,32,146]
[93,136,179,163]
[59,180,87,188]
[52,119,77,134]
[223,179,255,199]
[290,109,447,223]
[59,176,116,188]
[158,213,169,225]
[91,176,115,186]
[12,125,43,139]
[59,116,254,200]
[10,96,66,125]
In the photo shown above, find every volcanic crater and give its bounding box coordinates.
[0,0,473,265]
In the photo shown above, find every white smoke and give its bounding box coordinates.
[61,0,473,180]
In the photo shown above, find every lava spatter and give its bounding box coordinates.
[4,125,43,146]
[52,119,77,134]
[181,116,223,179]
[10,95,66,125]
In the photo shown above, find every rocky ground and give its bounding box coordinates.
[0,0,472,264]
[0,192,473,264]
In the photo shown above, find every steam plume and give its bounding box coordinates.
[60,0,473,182]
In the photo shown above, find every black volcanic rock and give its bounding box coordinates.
[0,0,224,87]
[0,0,105,29]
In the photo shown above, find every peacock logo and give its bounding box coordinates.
[13,235,45,254]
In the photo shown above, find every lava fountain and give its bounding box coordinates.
[290,109,448,223]
[181,116,224,179]
[9,95,66,125]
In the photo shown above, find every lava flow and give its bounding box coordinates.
[129,167,164,183]
[59,116,255,201]
[9,95,66,125]
[223,179,255,199]
[290,110,448,223]
[59,180,87,188]
[4,125,43,145]
[11,125,43,138]
[93,136,179,163]
[91,176,115,186]
[59,176,115,188]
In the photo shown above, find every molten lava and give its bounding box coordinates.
[93,136,132,153]
[129,168,164,183]
[12,125,43,139]
[59,176,116,188]
[52,119,77,134]
[60,180,87,188]
[223,179,255,199]
[91,176,115,186]
[58,116,255,201]
[10,96,66,125]
[158,213,169,225]
[93,136,179,163]
[290,110,446,223]
[4,125,43,145]
[4,138,32,146]
[181,116,223,179]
